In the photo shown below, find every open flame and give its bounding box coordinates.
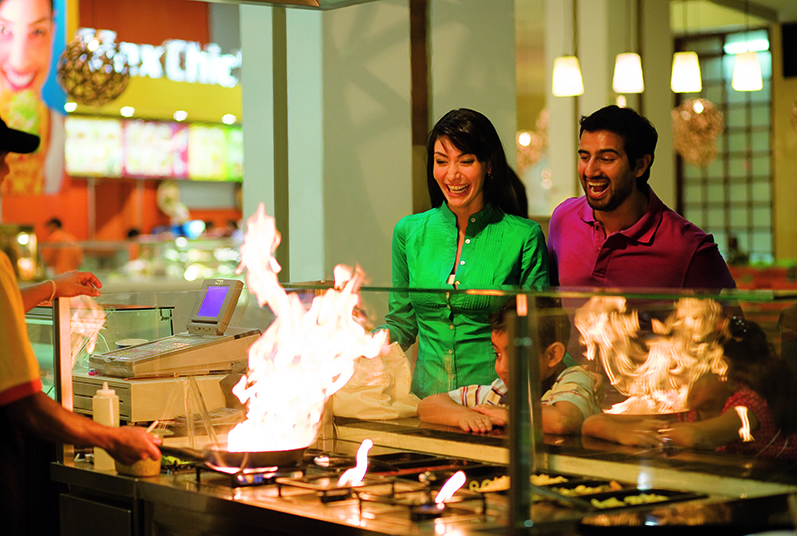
[227,204,389,453]
[575,297,727,414]
[70,295,106,366]
[435,470,466,504]
[336,439,373,487]
[735,406,754,442]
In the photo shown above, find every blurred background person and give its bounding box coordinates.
[40,216,82,274]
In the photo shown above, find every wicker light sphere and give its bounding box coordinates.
[57,29,130,106]
[672,99,724,168]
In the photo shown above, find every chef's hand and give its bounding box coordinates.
[472,404,508,427]
[53,271,102,299]
[106,426,162,465]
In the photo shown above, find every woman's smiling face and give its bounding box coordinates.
[0,0,54,94]
[432,136,489,216]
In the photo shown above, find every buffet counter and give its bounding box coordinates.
[52,419,797,536]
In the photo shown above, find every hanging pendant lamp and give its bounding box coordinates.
[613,52,644,94]
[732,51,763,91]
[552,56,584,97]
[671,51,702,93]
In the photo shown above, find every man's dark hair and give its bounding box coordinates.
[489,296,571,350]
[579,105,658,188]
[46,218,63,229]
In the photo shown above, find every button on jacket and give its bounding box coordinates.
[380,203,548,398]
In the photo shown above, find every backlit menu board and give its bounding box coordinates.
[64,117,243,182]
[124,121,188,178]
[64,117,124,177]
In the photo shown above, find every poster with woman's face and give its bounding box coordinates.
[0,0,66,196]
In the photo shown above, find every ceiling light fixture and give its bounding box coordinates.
[613,0,644,94]
[731,0,762,92]
[552,0,583,97]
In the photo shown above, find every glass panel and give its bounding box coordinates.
[683,184,704,203]
[727,131,747,152]
[751,179,771,202]
[752,155,770,175]
[707,206,724,227]
[684,205,704,227]
[752,206,772,227]
[750,79,771,103]
[692,36,723,54]
[683,162,702,180]
[728,156,747,178]
[751,230,773,253]
[729,207,749,227]
[706,183,725,202]
[704,83,724,103]
[701,56,724,80]
[728,182,747,203]
[706,158,724,178]
[751,105,770,127]
[751,131,769,152]
[725,106,747,127]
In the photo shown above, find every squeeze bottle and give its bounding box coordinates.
[92,381,119,471]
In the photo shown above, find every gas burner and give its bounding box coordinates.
[275,474,398,503]
[354,487,487,520]
[196,463,305,488]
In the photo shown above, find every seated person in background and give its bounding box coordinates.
[582,319,797,459]
[41,217,82,275]
[417,297,601,434]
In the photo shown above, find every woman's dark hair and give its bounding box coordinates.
[579,105,658,189]
[724,318,797,436]
[426,109,526,217]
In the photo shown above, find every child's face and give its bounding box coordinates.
[491,330,510,385]
[492,329,558,386]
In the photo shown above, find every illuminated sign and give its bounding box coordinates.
[80,28,241,88]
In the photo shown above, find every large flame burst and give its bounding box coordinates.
[575,297,727,414]
[227,204,389,452]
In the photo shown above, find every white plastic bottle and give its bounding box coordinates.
[92,381,119,471]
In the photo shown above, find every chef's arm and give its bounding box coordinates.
[21,271,102,312]
[3,392,160,464]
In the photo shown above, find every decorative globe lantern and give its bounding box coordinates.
[57,29,131,106]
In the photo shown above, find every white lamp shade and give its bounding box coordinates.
[612,52,644,94]
[552,56,584,97]
[732,52,763,91]
[671,51,702,93]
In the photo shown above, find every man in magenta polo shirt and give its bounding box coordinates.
[547,105,735,290]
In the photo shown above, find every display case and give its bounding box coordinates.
[25,302,175,401]
[48,282,797,535]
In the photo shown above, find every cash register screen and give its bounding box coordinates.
[187,279,244,335]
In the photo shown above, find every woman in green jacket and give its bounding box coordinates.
[381,108,549,398]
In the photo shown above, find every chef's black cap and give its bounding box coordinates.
[0,118,40,154]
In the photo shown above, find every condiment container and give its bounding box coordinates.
[92,381,119,471]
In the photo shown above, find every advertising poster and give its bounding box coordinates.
[0,0,67,195]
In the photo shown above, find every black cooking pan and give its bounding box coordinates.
[160,443,306,471]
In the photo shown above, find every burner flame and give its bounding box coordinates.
[576,297,727,414]
[336,439,373,487]
[227,204,389,452]
[435,470,466,504]
[735,406,754,442]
